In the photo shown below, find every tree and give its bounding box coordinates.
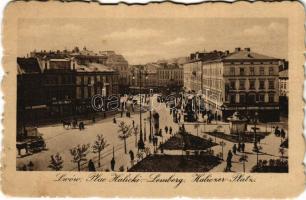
[132,125,139,147]
[92,134,109,168]
[118,121,132,154]
[70,144,90,171]
[48,153,63,171]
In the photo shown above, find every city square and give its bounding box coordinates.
[16,93,288,172]
[16,18,289,173]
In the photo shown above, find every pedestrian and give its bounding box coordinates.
[281,128,286,138]
[182,124,185,132]
[232,144,237,154]
[79,122,82,131]
[113,117,116,124]
[129,150,134,166]
[160,142,164,154]
[132,120,135,127]
[274,126,280,136]
[22,164,27,171]
[165,126,168,134]
[111,157,115,171]
[178,113,181,122]
[226,150,233,172]
[27,161,34,171]
[88,159,96,171]
[158,129,162,137]
[241,143,245,153]
[169,127,172,135]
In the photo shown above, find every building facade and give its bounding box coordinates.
[17,52,119,125]
[279,69,288,97]
[100,51,129,94]
[279,69,288,116]
[17,57,46,137]
[75,63,119,114]
[183,48,282,122]
[157,63,184,91]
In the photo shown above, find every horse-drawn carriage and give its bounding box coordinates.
[16,127,46,156]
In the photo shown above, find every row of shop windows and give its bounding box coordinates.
[76,86,111,99]
[229,66,276,76]
[229,79,275,90]
[158,70,183,80]
[228,93,275,104]
[76,75,118,85]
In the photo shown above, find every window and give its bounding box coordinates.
[259,80,265,89]
[239,80,245,90]
[239,94,246,104]
[249,80,255,90]
[269,94,274,103]
[240,68,245,75]
[269,67,274,75]
[260,67,265,75]
[91,86,95,96]
[229,80,235,90]
[230,67,235,76]
[84,87,88,98]
[76,87,82,99]
[268,80,274,89]
[248,94,256,104]
[230,94,236,103]
[250,67,255,76]
[84,76,88,85]
[258,93,265,102]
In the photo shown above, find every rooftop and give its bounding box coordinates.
[75,62,115,73]
[17,57,42,74]
[224,48,279,61]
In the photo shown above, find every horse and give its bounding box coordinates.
[62,120,71,129]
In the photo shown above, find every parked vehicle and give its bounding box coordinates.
[16,127,46,156]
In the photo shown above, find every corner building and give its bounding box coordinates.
[184,48,282,122]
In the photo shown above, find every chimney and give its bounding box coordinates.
[244,47,251,52]
[235,47,241,52]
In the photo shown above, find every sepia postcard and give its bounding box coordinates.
[1,1,305,198]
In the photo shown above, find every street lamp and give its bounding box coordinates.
[144,118,147,142]
[252,111,260,166]
[220,104,225,122]
[149,90,153,143]
[219,140,226,160]
[132,67,148,151]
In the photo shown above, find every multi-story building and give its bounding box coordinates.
[183,51,225,93]
[129,65,156,93]
[17,57,46,138]
[100,51,129,94]
[157,63,184,91]
[42,58,76,118]
[279,69,288,116]
[17,51,119,124]
[279,69,288,97]
[183,48,282,122]
[75,63,119,114]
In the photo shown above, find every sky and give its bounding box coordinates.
[18,18,288,65]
